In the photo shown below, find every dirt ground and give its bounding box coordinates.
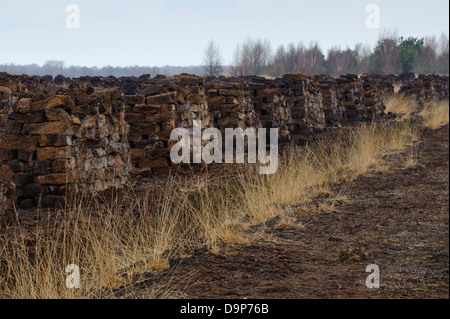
[135,125,449,299]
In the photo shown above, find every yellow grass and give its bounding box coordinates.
[419,100,450,129]
[383,93,449,130]
[383,93,418,119]
[393,84,402,94]
[0,100,440,298]
[403,148,420,169]
[238,121,419,221]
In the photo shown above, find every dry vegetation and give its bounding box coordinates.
[0,95,448,299]
[420,100,450,130]
[384,93,449,130]
[384,93,419,119]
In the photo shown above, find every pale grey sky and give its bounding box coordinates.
[0,0,448,67]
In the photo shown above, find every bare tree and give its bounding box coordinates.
[415,36,437,74]
[355,43,372,74]
[269,44,286,76]
[286,43,298,73]
[370,31,401,75]
[42,60,65,76]
[230,38,272,76]
[203,40,223,76]
[230,44,242,76]
[232,39,252,76]
[3,32,448,78]
[293,41,325,75]
[249,38,272,75]
[438,33,449,74]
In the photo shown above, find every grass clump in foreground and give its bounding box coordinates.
[383,94,449,130]
[0,97,447,299]
[383,93,419,119]
[419,100,450,130]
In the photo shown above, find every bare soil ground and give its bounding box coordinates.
[134,125,449,299]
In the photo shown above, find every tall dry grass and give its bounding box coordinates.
[419,100,450,129]
[383,93,449,129]
[1,187,190,298]
[238,121,419,224]
[383,93,418,119]
[1,94,444,298]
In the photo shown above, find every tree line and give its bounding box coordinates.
[0,62,204,78]
[204,31,449,77]
[1,32,448,78]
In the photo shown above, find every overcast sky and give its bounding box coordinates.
[0,0,448,67]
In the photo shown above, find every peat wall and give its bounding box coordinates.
[0,72,448,210]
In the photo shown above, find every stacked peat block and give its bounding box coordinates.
[317,75,342,125]
[0,73,16,132]
[205,78,262,163]
[0,82,131,208]
[244,77,291,142]
[0,164,14,213]
[398,75,449,106]
[1,71,448,211]
[126,74,209,176]
[1,76,18,213]
[431,75,450,100]
[206,79,258,133]
[0,86,12,131]
[378,76,395,95]
[282,74,324,144]
[399,75,432,106]
[418,74,449,101]
[334,74,365,121]
[206,75,293,143]
[360,75,391,119]
[394,73,416,85]
[374,73,415,89]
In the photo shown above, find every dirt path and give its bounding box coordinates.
[139,125,449,299]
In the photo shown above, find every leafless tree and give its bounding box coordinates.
[326,46,359,76]
[438,33,449,74]
[42,60,65,75]
[230,44,242,76]
[270,44,286,76]
[370,31,401,74]
[249,38,272,75]
[381,35,400,74]
[2,32,448,78]
[203,40,223,76]
[240,39,253,76]
[294,42,324,75]
[415,36,438,74]
[355,43,372,74]
[231,38,272,76]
